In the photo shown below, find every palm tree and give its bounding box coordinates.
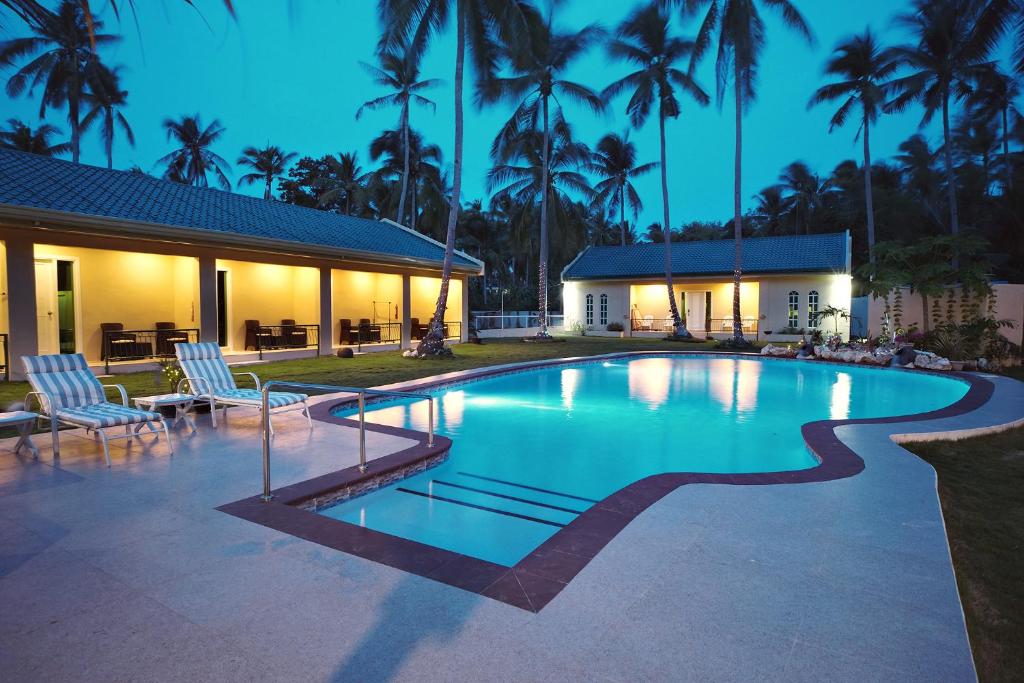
[886,0,1013,248]
[356,44,441,226]
[751,185,791,235]
[379,0,533,356]
[952,112,999,190]
[0,118,71,156]
[778,161,835,234]
[156,114,231,189]
[80,66,132,169]
[968,63,1020,190]
[237,145,297,200]
[679,0,813,342]
[808,29,898,265]
[587,131,657,248]
[480,8,604,338]
[317,151,370,216]
[369,127,444,230]
[0,0,119,163]
[604,3,708,338]
[895,133,945,227]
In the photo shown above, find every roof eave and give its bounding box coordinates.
[0,203,482,275]
[563,267,848,281]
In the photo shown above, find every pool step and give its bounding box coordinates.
[396,488,566,527]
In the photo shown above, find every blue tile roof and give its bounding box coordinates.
[0,149,480,271]
[562,233,849,280]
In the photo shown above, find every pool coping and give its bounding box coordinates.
[217,351,996,612]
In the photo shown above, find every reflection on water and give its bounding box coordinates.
[830,373,851,420]
[441,390,465,432]
[561,368,581,410]
[628,357,671,408]
[707,358,762,414]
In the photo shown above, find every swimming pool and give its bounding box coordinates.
[319,356,968,566]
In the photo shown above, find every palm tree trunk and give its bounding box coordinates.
[70,95,81,164]
[732,65,744,341]
[417,0,464,355]
[411,180,419,231]
[619,190,626,247]
[1002,106,1012,190]
[397,99,411,225]
[660,110,685,337]
[941,89,959,270]
[264,175,272,200]
[104,113,113,169]
[863,108,876,265]
[537,93,551,337]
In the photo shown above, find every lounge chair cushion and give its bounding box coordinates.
[22,354,106,409]
[56,403,161,429]
[197,388,307,409]
[175,342,237,393]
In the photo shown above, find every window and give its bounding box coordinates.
[787,291,799,328]
[807,290,820,328]
[599,293,608,325]
[585,293,594,326]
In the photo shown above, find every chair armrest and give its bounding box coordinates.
[24,390,55,416]
[178,376,214,397]
[233,372,261,390]
[102,384,130,406]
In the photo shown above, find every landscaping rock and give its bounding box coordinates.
[336,348,354,358]
[914,353,952,371]
[760,344,797,358]
[893,346,918,367]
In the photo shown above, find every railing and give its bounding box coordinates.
[259,381,435,502]
[254,324,320,360]
[629,317,676,333]
[708,318,759,338]
[473,313,565,330]
[411,320,462,341]
[103,328,200,374]
[0,333,8,382]
[342,322,402,351]
[626,317,760,339]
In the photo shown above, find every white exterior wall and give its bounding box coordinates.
[757,273,852,338]
[563,281,630,331]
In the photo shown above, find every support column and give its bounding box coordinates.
[5,236,37,380]
[401,274,411,350]
[198,255,218,344]
[319,266,333,356]
[461,276,469,342]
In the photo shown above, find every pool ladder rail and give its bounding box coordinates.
[258,381,435,502]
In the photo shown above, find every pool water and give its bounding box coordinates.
[320,356,968,566]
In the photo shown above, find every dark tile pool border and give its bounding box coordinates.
[217,351,995,612]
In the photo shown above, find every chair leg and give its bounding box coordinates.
[98,430,111,467]
[161,419,174,456]
[209,397,218,427]
[303,401,312,429]
[50,415,60,458]
[268,409,275,436]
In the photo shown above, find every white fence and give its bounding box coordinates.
[472,312,565,338]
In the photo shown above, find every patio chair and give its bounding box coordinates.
[21,353,171,466]
[244,320,279,351]
[100,322,153,361]
[174,342,311,433]
[410,318,429,340]
[339,319,359,345]
[155,321,190,356]
[281,319,308,347]
[358,318,381,343]
[641,314,654,331]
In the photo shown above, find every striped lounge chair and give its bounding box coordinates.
[22,354,172,466]
[174,343,311,432]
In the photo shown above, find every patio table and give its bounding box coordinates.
[0,410,40,458]
[133,393,197,433]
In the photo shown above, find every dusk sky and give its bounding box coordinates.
[1,0,1014,229]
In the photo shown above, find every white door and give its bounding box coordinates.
[685,291,707,331]
[34,259,59,355]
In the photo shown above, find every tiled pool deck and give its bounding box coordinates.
[1,357,1022,681]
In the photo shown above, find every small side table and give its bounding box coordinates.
[133,394,197,433]
[0,411,40,458]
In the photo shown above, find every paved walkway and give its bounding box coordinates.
[0,371,1021,682]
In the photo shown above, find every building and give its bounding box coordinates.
[0,149,482,380]
[561,232,852,340]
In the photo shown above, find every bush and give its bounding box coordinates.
[715,336,757,351]
[607,322,624,332]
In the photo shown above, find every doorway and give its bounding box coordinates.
[684,291,710,332]
[216,269,229,347]
[34,258,77,355]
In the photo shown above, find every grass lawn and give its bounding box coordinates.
[0,335,728,410]
[907,426,1024,682]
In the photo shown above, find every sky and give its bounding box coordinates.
[0,0,1014,230]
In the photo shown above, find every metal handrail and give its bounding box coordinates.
[259,380,435,502]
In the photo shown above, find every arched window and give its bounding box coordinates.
[787,291,799,328]
[807,290,820,328]
[585,293,594,326]
[599,293,608,325]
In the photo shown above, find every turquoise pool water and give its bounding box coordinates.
[320,356,968,566]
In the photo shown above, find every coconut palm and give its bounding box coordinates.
[80,66,132,169]
[236,145,297,200]
[968,63,1020,189]
[0,0,119,163]
[677,0,813,342]
[369,127,444,231]
[895,133,945,227]
[778,161,835,234]
[587,131,657,247]
[750,185,791,235]
[952,112,999,191]
[604,3,709,337]
[0,117,71,156]
[356,44,441,227]
[886,0,1014,248]
[482,9,604,337]
[378,0,533,355]
[156,114,231,189]
[808,29,899,265]
[317,151,370,216]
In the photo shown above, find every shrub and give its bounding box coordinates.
[607,322,624,332]
[715,337,757,351]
